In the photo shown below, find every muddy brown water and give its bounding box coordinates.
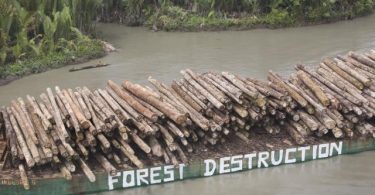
[1,14,375,194]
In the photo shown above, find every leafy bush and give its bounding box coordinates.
[146,0,375,31]
[0,0,102,65]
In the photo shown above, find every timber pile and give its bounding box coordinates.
[1,49,375,189]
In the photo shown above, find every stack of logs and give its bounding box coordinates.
[1,49,375,190]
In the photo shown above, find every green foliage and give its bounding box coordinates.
[124,0,146,25]
[0,39,104,79]
[145,0,375,31]
[0,0,104,79]
[264,8,294,27]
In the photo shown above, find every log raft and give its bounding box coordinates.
[1,49,375,190]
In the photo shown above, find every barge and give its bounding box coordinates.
[1,50,375,194]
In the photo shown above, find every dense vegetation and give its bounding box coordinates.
[97,0,375,31]
[0,0,104,80]
[149,0,375,31]
[1,0,374,81]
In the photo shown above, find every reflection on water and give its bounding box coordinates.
[101,152,375,195]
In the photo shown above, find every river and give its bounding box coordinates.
[1,13,375,194]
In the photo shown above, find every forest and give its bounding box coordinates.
[0,0,374,80]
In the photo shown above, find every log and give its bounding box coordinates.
[171,81,203,112]
[233,104,248,118]
[123,80,187,125]
[248,78,285,99]
[97,133,111,150]
[323,58,364,89]
[98,89,121,115]
[11,101,38,145]
[68,89,83,114]
[84,88,115,121]
[175,144,188,163]
[1,108,18,160]
[116,138,135,154]
[94,153,117,176]
[296,65,361,105]
[64,160,76,172]
[106,87,140,121]
[78,158,96,182]
[9,106,40,164]
[289,121,308,137]
[268,71,308,107]
[76,141,89,160]
[74,91,92,120]
[19,164,30,190]
[162,150,171,164]
[26,103,51,148]
[349,51,375,68]
[26,95,52,131]
[59,165,72,180]
[332,127,344,138]
[55,95,69,119]
[176,80,208,110]
[78,88,105,132]
[334,58,371,86]
[148,77,190,112]
[315,111,336,130]
[284,123,305,145]
[129,92,166,120]
[84,131,97,147]
[39,93,54,122]
[69,63,110,72]
[61,88,90,129]
[130,132,151,153]
[296,70,330,106]
[205,75,241,104]
[185,69,227,103]
[46,88,70,142]
[62,141,78,160]
[222,72,258,99]
[148,136,163,157]
[318,64,367,104]
[207,73,243,100]
[235,131,250,143]
[340,55,375,75]
[297,110,319,131]
[169,87,210,131]
[287,81,325,112]
[119,145,144,168]
[108,80,157,121]
[181,70,224,110]
[165,147,179,165]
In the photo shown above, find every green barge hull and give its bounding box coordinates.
[1,138,374,195]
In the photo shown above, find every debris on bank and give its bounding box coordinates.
[69,61,111,72]
[100,40,116,53]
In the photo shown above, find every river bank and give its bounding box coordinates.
[0,40,107,86]
[0,0,107,87]
[148,4,375,32]
[95,0,375,32]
